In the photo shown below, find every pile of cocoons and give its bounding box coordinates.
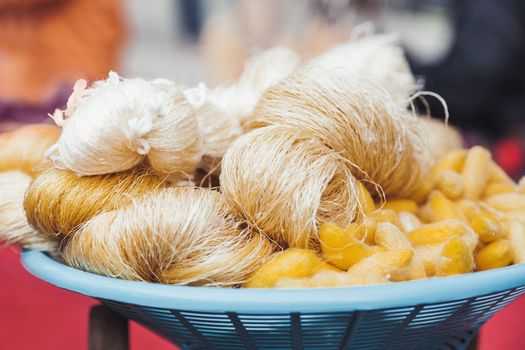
[1,31,525,289]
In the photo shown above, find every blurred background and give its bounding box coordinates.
[1,0,525,349]
[2,0,525,176]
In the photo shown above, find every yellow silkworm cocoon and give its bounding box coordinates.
[383,199,418,214]
[407,220,471,246]
[415,245,442,276]
[431,149,467,176]
[319,262,344,273]
[310,270,389,288]
[319,224,380,270]
[274,278,314,288]
[374,223,426,281]
[374,223,412,251]
[462,146,491,200]
[344,209,402,246]
[456,199,481,221]
[299,271,346,288]
[507,220,525,264]
[485,193,525,212]
[370,209,403,231]
[0,124,60,176]
[471,215,504,243]
[417,203,434,223]
[437,237,474,276]
[480,202,506,220]
[435,170,464,200]
[357,182,376,216]
[336,270,390,286]
[347,250,414,282]
[490,161,516,185]
[410,177,435,205]
[483,182,516,197]
[275,270,389,288]
[505,210,525,226]
[475,240,513,271]
[244,248,324,288]
[402,255,427,281]
[398,211,422,232]
[428,190,466,222]
[345,221,376,245]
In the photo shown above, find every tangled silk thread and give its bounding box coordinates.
[63,187,275,286]
[419,117,463,160]
[0,124,61,251]
[0,124,60,176]
[24,167,166,240]
[0,171,57,251]
[309,32,419,108]
[245,69,432,198]
[46,72,202,182]
[184,47,300,173]
[220,126,358,249]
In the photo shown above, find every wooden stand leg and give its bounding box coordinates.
[466,333,479,350]
[89,304,129,350]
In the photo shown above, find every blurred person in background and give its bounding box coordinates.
[0,0,126,131]
[410,0,525,177]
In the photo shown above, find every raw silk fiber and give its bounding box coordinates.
[0,124,60,176]
[246,68,432,197]
[46,72,202,182]
[24,167,166,240]
[184,47,300,173]
[0,171,57,251]
[63,188,275,287]
[220,126,358,249]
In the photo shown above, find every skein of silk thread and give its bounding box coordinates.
[220,126,359,249]
[245,69,432,198]
[63,187,276,286]
[24,167,167,240]
[46,72,202,182]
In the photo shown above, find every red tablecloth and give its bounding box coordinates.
[0,245,175,350]
[1,245,524,350]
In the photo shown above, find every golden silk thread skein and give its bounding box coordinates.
[24,167,166,239]
[419,117,463,161]
[0,124,60,176]
[245,69,432,197]
[184,47,300,174]
[309,32,419,108]
[63,188,275,287]
[0,171,57,251]
[46,72,202,182]
[220,126,359,249]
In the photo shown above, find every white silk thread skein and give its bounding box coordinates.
[47,72,202,181]
[184,47,300,173]
[309,32,419,108]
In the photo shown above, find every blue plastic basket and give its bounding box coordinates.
[21,249,525,350]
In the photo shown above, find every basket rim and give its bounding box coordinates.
[21,249,525,313]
